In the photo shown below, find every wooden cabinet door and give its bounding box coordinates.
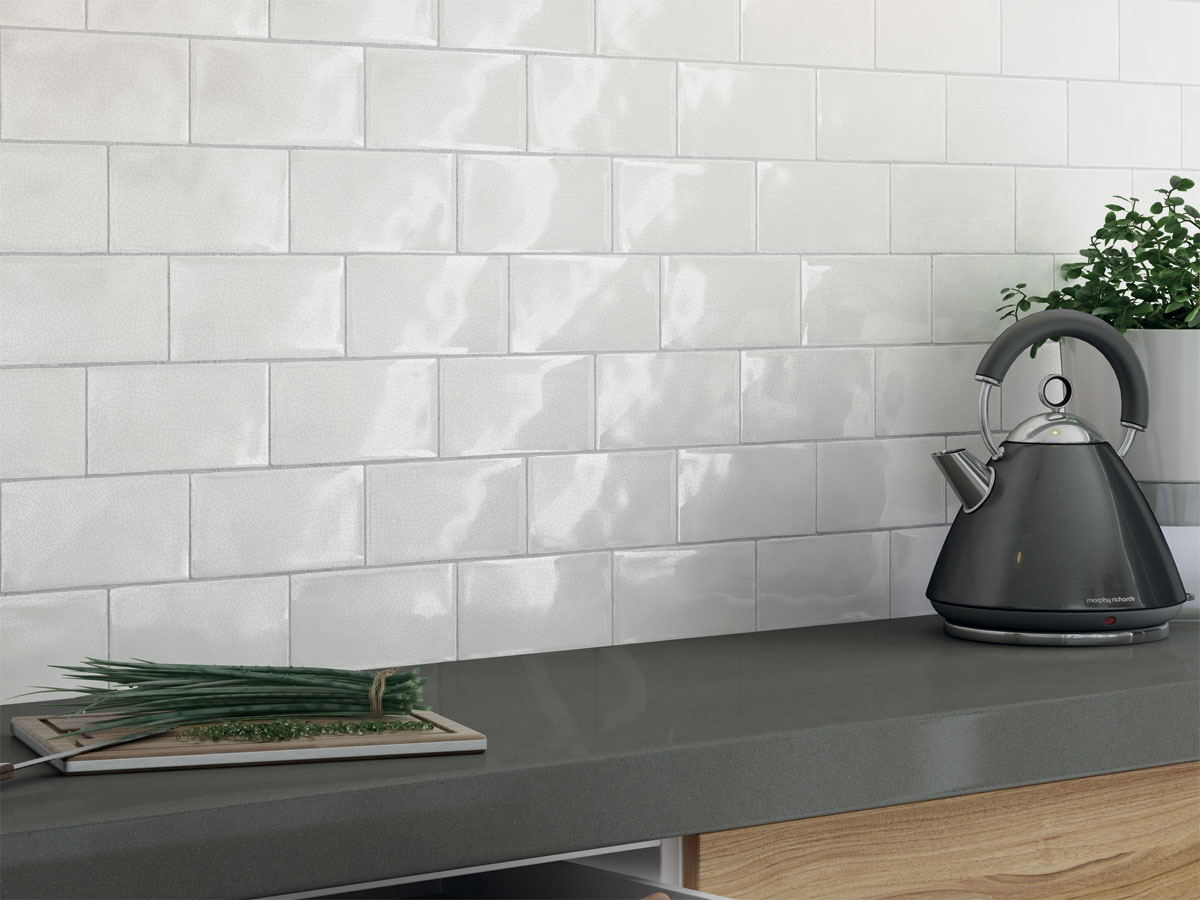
[684,762,1200,900]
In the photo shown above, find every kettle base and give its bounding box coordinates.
[944,621,1170,647]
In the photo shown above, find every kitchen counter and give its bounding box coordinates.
[2,615,1198,900]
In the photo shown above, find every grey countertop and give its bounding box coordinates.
[3,616,1198,900]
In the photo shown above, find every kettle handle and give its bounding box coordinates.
[974,310,1148,460]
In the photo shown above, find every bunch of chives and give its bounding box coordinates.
[43,659,429,738]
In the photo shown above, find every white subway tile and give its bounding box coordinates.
[270,0,436,44]
[876,0,1000,73]
[678,64,815,159]
[615,159,755,253]
[1119,0,1200,85]
[933,255,1055,343]
[89,0,268,36]
[291,150,454,252]
[801,256,931,345]
[1069,82,1181,170]
[1132,170,1200,204]
[367,458,525,564]
[529,450,676,553]
[817,71,944,163]
[192,41,362,147]
[0,30,187,142]
[88,363,269,474]
[817,437,946,531]
[191,467,364,577]
[0,144,106,252]
[0,475,189,592]
[348,256,507,356]
[1015,168,1132,253]
[613,543,756,644]
[441,356,594,456]
[529,56,674,156]
[661,256,801,349]
[110,578,289,666]
[890,526,949,617]
[0,256,167,365]
[741,348,874,443]
[459,155,611,253]
[679,443,816,542]
[271,359,437,464]
[758,162,889,253]
[0,590,106,701]
[291,565,456,668]
[367,49,524,151]
[758,532,889,630]
[442,0,593,52]
[1002,0,1118,79]
[947,77,1066,165]
[597,351,739,448]
[458,553,612,658]
[597,0,739,61]
[876,345,996,436]
[0,368,85,479]
[891,165,1014,253]
[0,0,83,27]
[741,0,873,68]
[511,256,659,353]
[110,147,288,253]
[171,256,344,361]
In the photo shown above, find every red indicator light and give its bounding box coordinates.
[1104,616,1116,626]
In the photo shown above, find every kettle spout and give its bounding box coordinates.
[932,449,995,513]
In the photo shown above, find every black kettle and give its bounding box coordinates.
[928,309,1187,646]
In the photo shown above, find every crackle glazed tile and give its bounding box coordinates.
[0,590,106,701]
[613,543,756,644]
[459,155,610,253]
[88,363,269,474]
[529,55,673,156]
[678,443,816,542]
[347,255,507,357]
[1,475,189,592]
[510,256,658,353]
[661,256,801,349]
[596,352,739,449]
[110,578,289,666]
[457,553,612,658]
[367,48,524,151]
[367,458,526,565]
[441,356,594,456]
[192,40,362,147]
[758,532,889,629]
[528,450,675,552]
[291,565,455,668]
[191,467,363,577]
[270,359,437,464]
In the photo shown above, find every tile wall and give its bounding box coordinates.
[1,0,1197,697]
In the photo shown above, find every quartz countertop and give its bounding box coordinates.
[2,616,1197,900]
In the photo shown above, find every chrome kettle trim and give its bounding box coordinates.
[974,378,1141,459]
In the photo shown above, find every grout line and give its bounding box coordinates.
[0,22,1187,89]
[0,521,963,601]
[340,255,348,356]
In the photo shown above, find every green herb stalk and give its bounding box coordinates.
[35,659,429,738]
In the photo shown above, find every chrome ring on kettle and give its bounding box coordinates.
[973,311,1148,461]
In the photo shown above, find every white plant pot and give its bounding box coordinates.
[1060,330,1200,483]
[1060,329,1200,616]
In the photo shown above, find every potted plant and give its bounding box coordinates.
[997,175,1199,489]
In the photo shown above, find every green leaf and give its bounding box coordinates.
[1150,202,1164,214]
[1170,175,1182,188]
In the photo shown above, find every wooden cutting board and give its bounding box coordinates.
[11,710,485,775]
